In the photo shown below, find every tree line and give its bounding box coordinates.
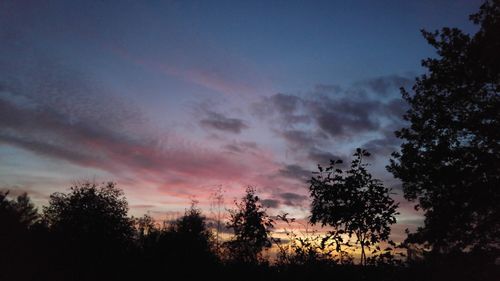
[1,148,497,280]
[1,0,499,280]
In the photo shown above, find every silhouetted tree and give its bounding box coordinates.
[388,0,500,259]
[168,201,216,262]
[42,181,134,279]
[0,191,43,281]
[134,213,161,254]
[43,181,134,243]
[225,187,274,264]
[135,202,218,278]
[310,149,399,265]
[135,213,158,238]
[0,191,39,230]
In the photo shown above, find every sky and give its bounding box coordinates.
[0,0,482,242]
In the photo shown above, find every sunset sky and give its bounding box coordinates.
[0,0,481,242]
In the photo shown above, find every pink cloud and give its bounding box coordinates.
[1,86,297,208]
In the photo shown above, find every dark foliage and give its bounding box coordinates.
[41,181,135,280]
[0,191,41,281]
[225,186,274,264]
[388,0,500,260]
[133,203,219,279]
[2,4,500,279]
[164,202,217,265]
[1,181,499,280]
[310,148,399,265]
[275,213,350,266]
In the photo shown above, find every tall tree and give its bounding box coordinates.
[310,149,398,266]
[225,186,274,264]
[388,0,500,258]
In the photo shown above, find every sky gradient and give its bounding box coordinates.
[0,0,482,242]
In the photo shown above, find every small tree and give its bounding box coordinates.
[310,149,399,265]
[167,202,216,264]
[225,186,274,264]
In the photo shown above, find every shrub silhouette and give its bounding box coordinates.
[275,213,349,267]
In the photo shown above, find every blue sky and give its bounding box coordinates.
[0,0,482,240]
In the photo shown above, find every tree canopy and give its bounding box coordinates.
[388,0,500,258]
[42,180,135,276]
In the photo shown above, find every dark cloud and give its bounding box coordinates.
[311,97,382,138]
[278,164,311,182]
[262,199,280,209]
[252,93,310,126]
[260,92,398,151]
[199,111,248,134]
[268,93,301,115]
[253,74,412,165]
[279,192,308,207]
[256,91,399,143]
